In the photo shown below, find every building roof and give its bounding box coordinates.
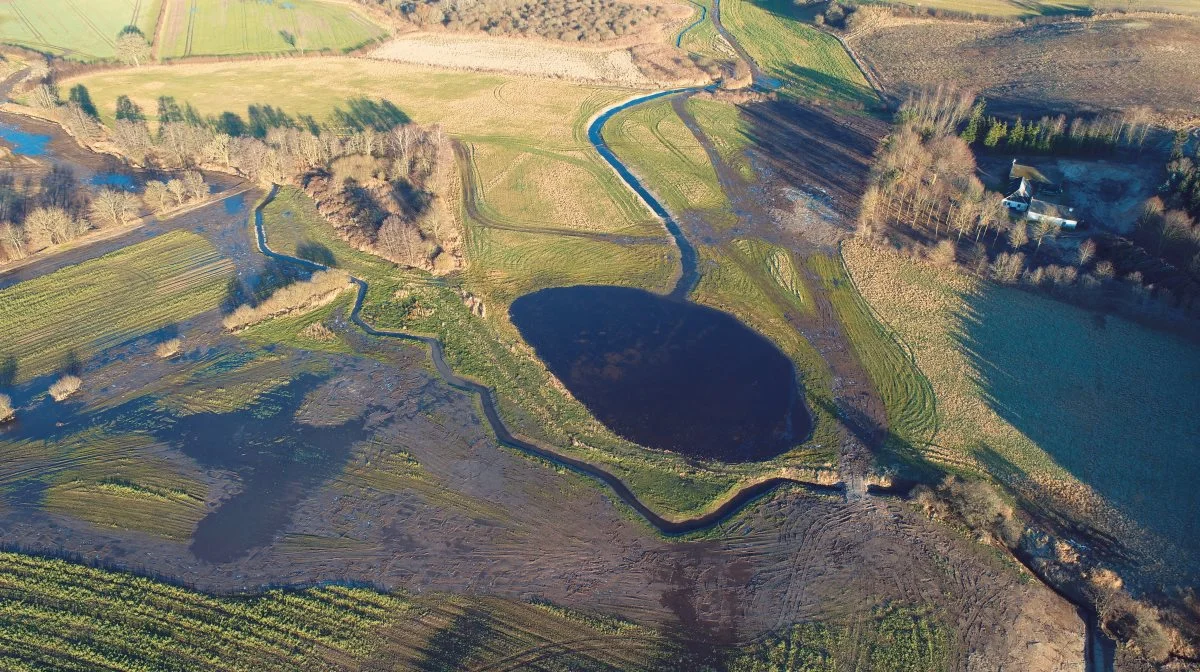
[1010,161,1052,184]
[1028,198,1075,221]
[1004,177,1031,202]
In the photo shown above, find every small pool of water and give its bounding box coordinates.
[0,121,50,156]
[89,172,137,190]
[510,285,810,462]
[223,191,246,215]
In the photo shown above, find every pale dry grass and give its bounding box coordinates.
[369,34,652,86]
[223,270,353,331]
[0,393,13,422]
[155,338,182,359]
[851,13,1200,121]
[49,375,81,402]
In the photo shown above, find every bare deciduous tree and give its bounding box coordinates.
[89,189,139,228]
[0,221,26,260]
[1076,238,1096,268]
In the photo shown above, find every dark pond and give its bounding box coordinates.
[510,285,810,462]
[0,120,50,156]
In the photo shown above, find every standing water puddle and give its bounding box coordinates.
[0,120,50,156]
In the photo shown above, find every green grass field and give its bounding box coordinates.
[602,96,734,226]
[0,0,160,60]
[809,252,938,464]
[843,240,1200,571]
[156,0,385,59]
[720,0,877,109]
[0,550,949,671]
[0,231,232,383]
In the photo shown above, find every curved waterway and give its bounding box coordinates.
[252,186,839,532]
[511,89,812,461]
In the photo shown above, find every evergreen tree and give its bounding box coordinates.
[983,118,1007,148]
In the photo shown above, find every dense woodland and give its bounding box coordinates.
[355,0,666,41]
[26,83,460,272]
[858,87,1200,320]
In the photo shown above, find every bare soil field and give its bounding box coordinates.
[369,33,653,86]
[851,13,1200,122]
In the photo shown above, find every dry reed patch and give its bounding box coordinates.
[369,34,652,86]
[300,322,337,342]
[49,375,82,402]
[0,393,13,422]
[155,338,182,359]
[224,270,353,331]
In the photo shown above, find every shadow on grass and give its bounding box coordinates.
[956,281,1200,568]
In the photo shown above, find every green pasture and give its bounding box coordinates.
[843,241,1200,572]
[156,0,385,59]
[0,231,232,383]
[602,95,735,227]
[720,0,877,109]
[0,0,160,60]
[809,253,938,463]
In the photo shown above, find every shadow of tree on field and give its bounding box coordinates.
[956,281,1200,570]
[296,240,336,267]
[332,98,410,132]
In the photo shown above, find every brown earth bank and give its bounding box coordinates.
[849,12,1200,124]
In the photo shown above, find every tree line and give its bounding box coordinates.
[957,98,1153,156]
[24,79,460,271]
[858,86,1200,321]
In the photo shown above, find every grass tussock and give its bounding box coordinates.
[49,375,82,401]
[155,338,182,359]
[0,393,13,422]
[299,322,337,342]
[223,270,353,332]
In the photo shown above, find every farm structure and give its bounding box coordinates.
[1001,160,1078,229]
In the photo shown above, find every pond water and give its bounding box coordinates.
[89,172,137,190]
[510,285,810,462]
[0,120,50,156]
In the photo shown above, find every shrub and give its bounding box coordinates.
[222,269,352,331]
[48,375,82,401]
[155,338,181,358]
[300,322,336,341]
[0,393,14,422]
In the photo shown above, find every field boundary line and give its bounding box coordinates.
[150,0,172,60]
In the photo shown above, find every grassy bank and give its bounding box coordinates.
[719,0,876,109]
[842,240,1200,571]
[0,230,232,383]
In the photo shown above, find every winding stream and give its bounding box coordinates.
[253,187,838,532]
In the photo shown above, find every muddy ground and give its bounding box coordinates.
[0,102,1090,670]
